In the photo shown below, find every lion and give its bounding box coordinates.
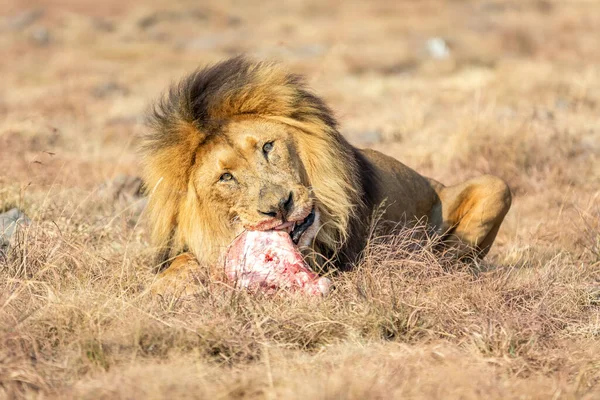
[140,56,511,296]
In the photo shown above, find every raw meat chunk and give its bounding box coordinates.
[224,230,331,296]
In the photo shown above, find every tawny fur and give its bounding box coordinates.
[140,56,511,294]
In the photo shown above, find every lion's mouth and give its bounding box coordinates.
[274,207,316,245]
[290,208,316,245]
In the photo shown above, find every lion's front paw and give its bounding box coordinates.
[149,253,203,299]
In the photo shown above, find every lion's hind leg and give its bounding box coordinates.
[437,175,512,258]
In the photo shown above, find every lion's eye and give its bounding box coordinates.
[262,141,274,154]
[219,172,233,182]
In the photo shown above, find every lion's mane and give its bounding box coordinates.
[140,56,377,271]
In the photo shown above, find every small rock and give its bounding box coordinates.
[31,27,51,46]
[0,208,31,258]
[426,37,450,60]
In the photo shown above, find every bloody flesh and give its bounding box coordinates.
[224,230,331,296]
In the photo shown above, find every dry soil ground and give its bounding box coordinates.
[1,0,599,398]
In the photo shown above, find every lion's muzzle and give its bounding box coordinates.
[257,190,294,221]
[246,183,313,228]
[242,188,316,245]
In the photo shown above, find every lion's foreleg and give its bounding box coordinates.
[150,253,205,298]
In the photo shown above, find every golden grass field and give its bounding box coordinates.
[1,0,599,398]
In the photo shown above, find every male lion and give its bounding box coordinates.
[140,56,511,296]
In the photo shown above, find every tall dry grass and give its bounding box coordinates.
[0,199,599,398]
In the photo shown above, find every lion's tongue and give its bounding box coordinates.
[224,230,331,296]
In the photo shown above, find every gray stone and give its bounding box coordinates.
[426,37,450,60]
[31,27,51,46]
[0,208,31,257]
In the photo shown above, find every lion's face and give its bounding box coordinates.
[190,118,320,247]
[144,57,363,270]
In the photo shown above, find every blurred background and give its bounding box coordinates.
[1,0,599,257]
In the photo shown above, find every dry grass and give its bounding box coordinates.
[1,0,599,398]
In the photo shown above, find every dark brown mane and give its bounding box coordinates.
[144,56,338,155]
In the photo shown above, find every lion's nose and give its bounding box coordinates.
[258,192,293,220]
